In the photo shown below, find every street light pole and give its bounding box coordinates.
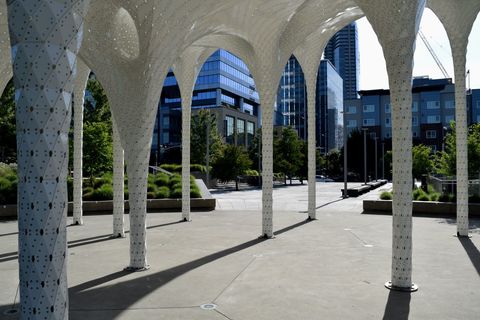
[381,142,385,180]
[374,136,378,181]
[206,117,210,188]
[342,111,348,198]
[362,128,368,185]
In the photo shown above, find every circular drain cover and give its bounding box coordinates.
[200,303,217,310]
[3,308,19,316]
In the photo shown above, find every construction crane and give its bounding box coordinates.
[418,30,450,79]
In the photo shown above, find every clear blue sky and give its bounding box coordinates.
[357,9,480,90]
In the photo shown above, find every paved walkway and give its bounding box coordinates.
[1,182,479,320]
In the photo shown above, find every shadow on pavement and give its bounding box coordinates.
[459,237,480,276]
[382,291,411,320]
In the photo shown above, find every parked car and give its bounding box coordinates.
[316,175,334,182]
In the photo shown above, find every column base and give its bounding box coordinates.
[384,281,418,292]
[306,216,316,221]
[259,234,274,239]
[182,217,192,222]
[70,221,83,226]
[454,232,472,238]
[124,265,150,272]
[110,233,126,239]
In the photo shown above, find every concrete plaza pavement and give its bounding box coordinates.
[1,182,479,319]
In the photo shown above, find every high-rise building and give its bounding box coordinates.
[275,57,343,154]
[275,56,307,140]
[317,60,344,153]
[152,49,260,163]
[324,22,360,100]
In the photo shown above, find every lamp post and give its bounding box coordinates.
[381,142,385,180]
[362,127,369,185]
[374,136,378,181]
[206,117,210,188]
[341,110,350,198]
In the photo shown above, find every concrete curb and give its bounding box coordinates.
[363,199,480,217]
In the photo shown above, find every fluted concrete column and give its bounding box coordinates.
[452,42,469,237]
[355,0,425,291]
[7,0,90,318]
[112,119,125,237]
[261,91,275,237]
[72,60,90,226]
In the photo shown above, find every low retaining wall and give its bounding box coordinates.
[0,198,216,219]
[363,199,480,217]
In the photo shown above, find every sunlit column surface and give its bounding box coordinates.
[7,0,90,318]
[72,61,90,226]
[261,91,275,237]
[305,75,317,220]
[112,118,125,237]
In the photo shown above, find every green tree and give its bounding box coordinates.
[412,144,434,180]
[0,80,16,163]
[437,122,480,177]
[83,121,113,183]
[190,109,223,165]
[84,75,111,124]
[248,128,262,172]
[212,144,252,190]
[274,126,303,184]
[325,149,342,177]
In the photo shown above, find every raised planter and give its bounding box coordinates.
[0,179,215,219]
[363,199,480,217]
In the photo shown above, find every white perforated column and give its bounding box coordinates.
[261,91,275,237]
[125,144,149,270]
[355,0,425,291]
[112,119,125,237]
[452,43,469,236]
[72,61,90,226]
[7,0,90,318]
[181,93,192,221]
[306,75,317,220]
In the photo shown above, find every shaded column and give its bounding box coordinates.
[305,75,317,220]
[261,91,275,237]
[355,0,425,291]
[181,92,192,222]
[72,61,90,226]
[452,42,469,236]
[7,0,90,318]
[112,118,125,237]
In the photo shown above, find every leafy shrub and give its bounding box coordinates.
[147,192,156,199]
[417,194,430,201]
[244,169,259,176]
[92,173,112,189]
[67,177,73,202]
[89,184,113,201]
[155,186,170,199]
[0,176,16,204]
[169,187,182,199]
[439,193,456,203]
[429,193,440,202]
[160,164,181,173]
[380,191,392,200]
[413,188,428,201]
[154,173,170,187]
[191,185,201,198]
[147,183,157,193]
[191,164,206,173]
[169,174,181,187]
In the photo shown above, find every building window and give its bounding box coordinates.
[347,119,357,128]
[363,104,375,112]
[225,116,235,144]
[477,101,480,108]
[445,115,455,124]
[426,101,440,109]
[412,116,418,126]
[385,117,391,127]
[412,101,418,112]
[237,119,245,145]
[477,115,480,123]
[162,116,170,128]
[347,106,357,114]
[385,132,391,138]
[221,94,236,106]
[162,132,169,144]
[247,121,255,146]
[413,131,418,138]
[369,132,376,139]
[429,145,437,152]
[385,103,391,113]
[427,115,441,124]
[243,102,254,115]
[426,130,437,139]
[363,118,375,126]
[445,100,455,109]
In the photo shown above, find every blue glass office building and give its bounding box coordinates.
[152,50,260,163]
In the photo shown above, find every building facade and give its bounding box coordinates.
[324,22,360,100]
[152,49,260,163]
[344,77,480,151]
